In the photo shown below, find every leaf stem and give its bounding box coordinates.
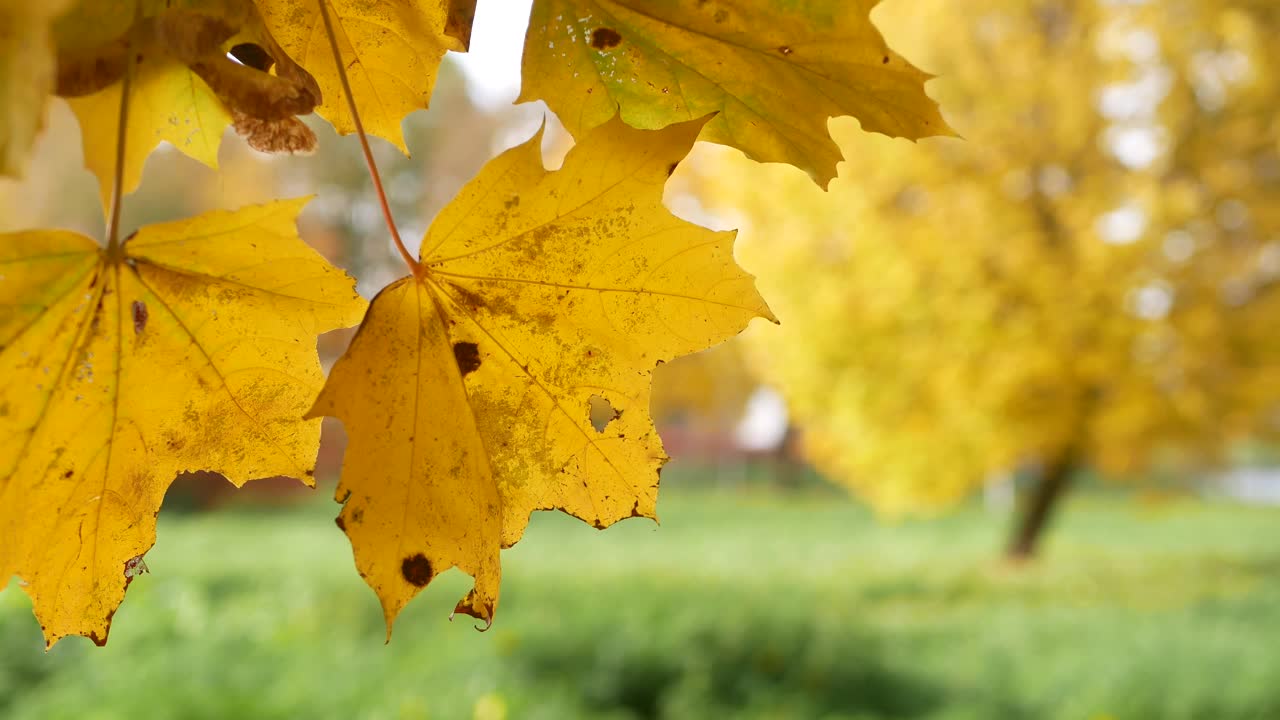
[105,43,134,256]
[315,0,421,277]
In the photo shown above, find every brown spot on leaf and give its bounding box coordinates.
[401,554,433,587]
[883,55,890,64]
[453,342,481,376]
[591,27,623,50]
[450,284,486,313]
[335,515,346,531]
[666,162,679,177]
[131,301,148,334]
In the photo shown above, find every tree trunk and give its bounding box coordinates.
[771,423,801,488]
[1006,455,1074,560]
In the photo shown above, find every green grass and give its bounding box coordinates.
[3,470,1279,720]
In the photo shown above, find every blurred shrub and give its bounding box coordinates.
[507,590,943,719]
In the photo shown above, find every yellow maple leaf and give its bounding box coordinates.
[56,1,324,210]
[0,198,366,647]
[309,115,774,634]
[0,0,72,177]
[65,54,231,214]
[519,0,951,187]
[55,0,238,211]
[257,0,475,153]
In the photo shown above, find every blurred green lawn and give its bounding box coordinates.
[3,468,1279,720]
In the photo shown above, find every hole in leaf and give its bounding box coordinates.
[123,555,149,579]
[229,43,274,71]
[588,394,621,433]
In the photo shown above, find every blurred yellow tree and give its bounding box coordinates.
[698,0,1280,556]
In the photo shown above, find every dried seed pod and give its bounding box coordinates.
[233,110,317,155]
[153,8,238,63]
[56,37,128,97]
[192,53,319,121]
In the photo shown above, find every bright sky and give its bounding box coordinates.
[449,0,534,109]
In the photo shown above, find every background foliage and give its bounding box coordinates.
[694,0,1280,549]
[3,479,1279,719]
